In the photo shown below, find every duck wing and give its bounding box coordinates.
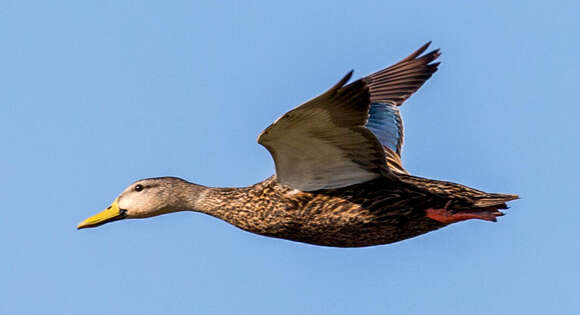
[258,43,440,191]
[365,42,440,173]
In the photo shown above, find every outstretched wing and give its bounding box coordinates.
[364,42,440,173]
[258,42,440,191]
[258,72,388,191]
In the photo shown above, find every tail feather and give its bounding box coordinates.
[397,173,519,212]
[472,193,519,208]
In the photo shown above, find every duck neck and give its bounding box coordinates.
[179,182,257,230]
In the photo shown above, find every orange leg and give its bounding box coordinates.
[425,201,504,224]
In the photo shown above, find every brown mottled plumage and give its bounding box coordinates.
[173,175,516,247]
[77,42,518,247]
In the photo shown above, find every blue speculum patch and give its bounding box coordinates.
[365,102,402,152]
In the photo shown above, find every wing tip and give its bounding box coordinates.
[364,42,442,105]
[400,41,440,63]
[341,70,354,85]
[324,69,355,95]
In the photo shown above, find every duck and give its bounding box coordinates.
[77,42,518,247]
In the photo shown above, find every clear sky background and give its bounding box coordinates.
[1,1,578,314]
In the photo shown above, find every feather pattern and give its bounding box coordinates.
[191,175,518,247]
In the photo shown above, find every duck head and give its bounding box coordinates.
[77,177,193,229]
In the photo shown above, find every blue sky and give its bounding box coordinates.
[1,1,578,314]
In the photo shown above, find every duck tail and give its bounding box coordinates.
[396,174,519,223]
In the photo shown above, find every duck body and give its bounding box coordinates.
[78,42,518,247]
[194,174,515,247]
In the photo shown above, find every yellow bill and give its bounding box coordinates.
[77,198,126,229]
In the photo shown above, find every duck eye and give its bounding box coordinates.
[135,184,144,192]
